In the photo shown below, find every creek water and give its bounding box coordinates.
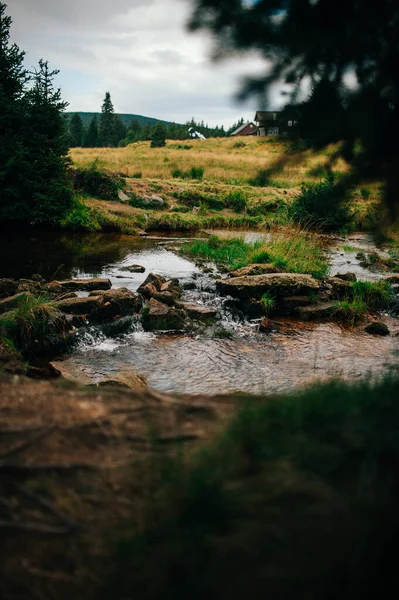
[1,230,398,395]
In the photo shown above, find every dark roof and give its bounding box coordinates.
[254,111,281,121]
[230,122,256,136]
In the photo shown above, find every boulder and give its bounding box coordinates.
[324,276,353,300]
[364,322,390,336]
[101,316,135,337]
[259,317,278,333]
[154,291,176,306]
[178,302,217,321]
[141,194,164,207]
[160,278,181,297]
[95,288,142,316]
[54,296,104,315]
[118,189,130,202]
[0,279,18,299]
[0,292,31,315]
[295,302,336,321]
[335,272,357,282]
[48,278,111,292]
[50,360,92,386]
[217,273,322,301]
[137,273,166,297]
[122,264,146,273]
[280,296,313,313]
[98,371,147,392]
[16,279,42,294]
[229,264,279,278]
[141,298,186,332]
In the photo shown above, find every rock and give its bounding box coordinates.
[390,298,399,315]
[141,194,164,207]
[217,273,322,301]
[122,264,146,273]
[160,279,181,299]
[182,281,196,291]
[118,189,130,202]
[137,273,166,297]
[54,296,104,315]
[364,322,390,336]
[141,298,186,332]
[178,302,217,321]
[385,275,399,284]
[16,279,42,294]
[259,317,276,333]
[280,296,313,313]
[154,291,176,306]
[94,288,142,317]
[50,360,92,386]
[98,371,147,392]
[0,278,18,299]
[0,292,31,315]
[101,316,135,337]
[48,278,112,292]
[334,272,357,282]
[229,264,279,278]
[324,276,353,300]
[296,302,336,321]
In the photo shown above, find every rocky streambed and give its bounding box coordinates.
[1,231,398,394]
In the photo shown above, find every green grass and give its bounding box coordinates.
[352,280,393,310]
[260,291,276,314]
[0,293,65,355]
[104,377,399,600]
[181,233,328,277]
[342,244,358,253]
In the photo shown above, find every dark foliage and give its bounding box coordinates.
[72,161,123,200]
[151,121,167,148]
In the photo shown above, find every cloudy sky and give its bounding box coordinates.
[9,0,273,127]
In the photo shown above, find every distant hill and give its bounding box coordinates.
[66,112,180,128]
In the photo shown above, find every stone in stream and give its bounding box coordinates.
[295,302,336,321]
[385,275,399,284]
[47,278,112,292]
[228,264,279,278]
[101,316,135,337]
[323,276,353,300]
[122,264,146,273]
[335,272,357,282]
[98,371,147,392]
[54,295,104,315]
[280,296,313,313]
[177,302,217,321]
[90,288,142,318]
[141,298,186,332]
[137,273,166,298]
[217,273,323,301]
[364,322,390,336]
[154,291,176,306]
[50,360,93,386]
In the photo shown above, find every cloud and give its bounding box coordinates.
[9,0,269,126]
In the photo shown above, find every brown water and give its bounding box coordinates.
[2,230,398,395]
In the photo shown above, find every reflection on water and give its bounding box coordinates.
[2,230,398,395]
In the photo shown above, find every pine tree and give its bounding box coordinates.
[21,60,73,222]
[84,115,99,147]
[151,121,166,148]
[112,114,127,147]
[0,1,28,219]
[69,112,84,147]
[99,91,115,147]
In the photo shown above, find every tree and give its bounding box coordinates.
[69,112,84,147]
[112,114,127,147]
[151,121,167,148]
[0,3,72,224]
[99,91,115,147]
[0,1,28,219]
[84,115,99,147]
[19,60,73,223]
[189,0,399,211]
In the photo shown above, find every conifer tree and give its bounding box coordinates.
[99,91,115,147]
[69,112,84,147]
[84,115,99,147]
[112,114,127,147]
[151,121,166,148]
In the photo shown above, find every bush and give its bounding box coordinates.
[225,191,247,213]
[132,172,142,179]
[171,167,205,180]
[248,169,270,187]
[72,160,123,200]
[60,200,102,231]
[289,174,351,231]
[233,140,246,149]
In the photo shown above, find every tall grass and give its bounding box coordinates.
[104,377,399,600]
[181,232,328,277]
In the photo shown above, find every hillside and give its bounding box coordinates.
[66,111,180,128]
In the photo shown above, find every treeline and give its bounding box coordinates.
[69,92,240,148]
[0,3,73,224]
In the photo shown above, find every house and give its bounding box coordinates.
[230,122,258,137]
[254,111,299,137]
[188,127,206,140]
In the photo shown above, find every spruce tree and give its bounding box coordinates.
[151,121,166,148]
[84,115,99,147]
[69,112,84,147]
[99,91,115,147]
[112,114,127,147]
[0,1,28,219]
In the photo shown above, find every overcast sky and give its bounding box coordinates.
[9,0,275,127]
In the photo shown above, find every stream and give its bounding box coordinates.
[1,230,398,395]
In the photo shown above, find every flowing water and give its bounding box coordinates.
[1,230,398,395]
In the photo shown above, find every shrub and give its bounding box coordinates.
[60,200,102,231]
[360,188,371,199]
[132,172,142,179]
[188,166,204,180]
[233,140,246,149]
[248,169,270,187]
[72,160,123,200]
[289,174,351,231]
[225,191,247,213]
[172,169,183,179]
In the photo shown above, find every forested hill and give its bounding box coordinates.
[66,112,179,128]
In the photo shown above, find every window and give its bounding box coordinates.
[288,120,293,127]
[273,112,277,121]
[267,127,279,136]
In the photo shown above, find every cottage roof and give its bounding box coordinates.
[254,110,281,121]
[230,122,256,136]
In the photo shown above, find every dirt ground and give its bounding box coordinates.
[0,373,236,600]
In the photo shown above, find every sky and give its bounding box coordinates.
[8,0,275,127]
